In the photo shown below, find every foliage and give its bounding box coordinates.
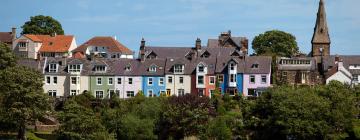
[156,94,212,139]
[56,100,113,140]
[252,30,299,57]
[0,66,51,140]
[0,43,16,70]
[21,15,64,35]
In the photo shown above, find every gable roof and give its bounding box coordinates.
[72,36,132,55]
[323,55,360,75]
[244,56,272,74]
[22,34,75,53]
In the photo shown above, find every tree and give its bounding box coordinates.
[0,66,51,140]
[21,15,64,35]
[252,30,299,57]
[0,43,16,70]
[56,100,113,140]
[156,94,212,139]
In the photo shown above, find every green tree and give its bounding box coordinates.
[252,30,299,57]
[156,94,211,139]
[56,100,113,140]
[0,66,51,140]
[0,43,16,70]
[21,15,64,35]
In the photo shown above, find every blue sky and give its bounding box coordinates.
[1,0,359,55]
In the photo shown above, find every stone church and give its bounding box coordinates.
[276,0,360,86]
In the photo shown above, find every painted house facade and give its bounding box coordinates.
[13,34,77,59]
[243,56,272,97]
[140,59,166,97]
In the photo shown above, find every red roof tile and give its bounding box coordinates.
[24,34,74,53]
[72,36,132,55]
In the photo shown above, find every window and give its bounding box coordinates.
[230,63,235,70]
[198,76,204,85]
[148,90,155,97]
[353,75,359,82]
[117,78,122,84]
[160,90,166,95]
[48,90,57,97]
[251,64,259,69]
[95,91,104,99]
[218,75,224,83]
[179,77,184,84]
[174,64,184,73]
[46,76,51,84]
[198,89,204,97]
[166,89,171,96]
[209,76,215,85]
[68,64,81,72]
[149,66,157,72]
[261,75,267,84]
[71,77,79,85]
[125,64,131,71]
[108,78,113,85]
[178,89,185,96]
[168,76,173,83]
[128,78,133,84]
[159,78,164,85]
[250,75,255,84]
[49,63,57,73]
[70,90,78,96]
[198,65,204,72]
[18,42,27,48]
[148,77,153,85]
[95,65,106,72]
[230,74,236,83]
[97,77,102,85]
[53,77,57,84]
[126,91,135,97]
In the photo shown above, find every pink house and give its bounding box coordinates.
[243,56,272,97]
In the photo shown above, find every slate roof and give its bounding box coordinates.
[207,37,247,48]
[244,56,272,74]
[137,59,166,76]
[72,36,132,55]
[323,55,360,75]
[17,58,45,72]
[0,32,13,43]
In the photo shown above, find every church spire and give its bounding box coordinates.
[311,0,331,57]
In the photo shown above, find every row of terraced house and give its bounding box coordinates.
[1,0,360,99]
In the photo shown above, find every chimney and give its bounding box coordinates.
[114,36,117,40]
[334,54,340,63]
[139,38,146,61]
[195,38,201,50]
[51,32,57,37]
[11,27,16,41]
[338,59,343,68]
[219,30,231,46]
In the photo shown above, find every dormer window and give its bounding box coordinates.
[197,64,205,73]
[149,65,157,72]
[125,64,131,71]
[251,64,259,69]
[49,63,58,73]
[68,64,82,73]
[18,42,27,48]
[95,65,107,72]
[174,64,184,74]
[201,51,210,58]
[229,63,235,70]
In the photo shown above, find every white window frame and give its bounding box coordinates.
[168,76,173,84]
[230,63,235,70]
[261,75,267,84]
[230,74,236,83]
[178,89,185,96]
[179,76,184,84]
[159,77,164,86]
[95,65,107,72]
[209,76,215,85]
[174,64,184,74]
[128,78,133,85]
[108,77,113,85]
[117,77,122,84]
[68,64,82,73]
[71,76,80,85]
[97,77,102,85]
[70,90,78,96]
[198,75,204,85]
[49,63,58,73]
[250,75,255,84]
[126,91,135,98]
[53,76,57,85]
[46,76,51,85]
[149,66,157,72]
[148,89,155,97]
[48,90,57,97]
[148,77,153,85]
[95,90,104,99]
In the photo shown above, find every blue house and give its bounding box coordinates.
[217,57,244,96]
[142,76,166,97]
[137,59,167,97]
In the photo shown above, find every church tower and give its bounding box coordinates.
[311,0,331,57]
